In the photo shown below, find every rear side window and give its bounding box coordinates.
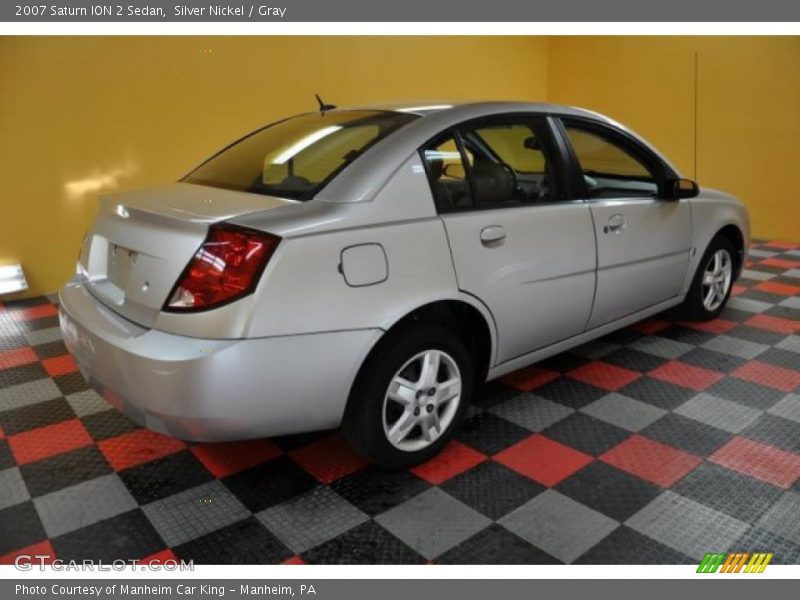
[184,110,417,201]
[421,116,562,212]
[563,123,659,199]
[422,137,474,211]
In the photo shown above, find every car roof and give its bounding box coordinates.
[341,99,607,120]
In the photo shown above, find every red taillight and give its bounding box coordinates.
[164,223,280,312]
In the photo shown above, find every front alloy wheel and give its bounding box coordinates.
[701,249,733,312]
[383,349,462,452]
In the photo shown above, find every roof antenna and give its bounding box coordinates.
[315,93,337,113]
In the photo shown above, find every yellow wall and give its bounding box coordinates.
[548,36,800,244]
[0,36,548,297]
[2,36,799,298]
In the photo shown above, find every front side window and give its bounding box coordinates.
[184,110,418,200]
[563,122,659,199]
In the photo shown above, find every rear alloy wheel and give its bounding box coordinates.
[382,349,462,453]
[678,235,736,321]
[343,324,473,469]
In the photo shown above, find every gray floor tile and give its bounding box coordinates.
[701,335,768,359]
[489,393,574,432]
[757,491,800,545]
[626,490,749,560]
[23,327,63,347]
[66,390,110,418]
[726,298,773,313]
[740,269,776,281]
[776,335,800,354]
[674,393,762,434]
[580,393,666,432]
[629,336,693,359]
[783,268,800,279]
[34,473,137,538]
[0,467,30,510]
[779,296,800,310]
[142,480,250,547]
[499,489,618,563]
[257,487,368,554]
[375,488,491,560]
[0,378,62,412]
[767,394,800,424]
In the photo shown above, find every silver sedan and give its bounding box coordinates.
[59,101,749,468]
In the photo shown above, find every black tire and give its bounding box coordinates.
[677,235,737,321]
[342,323,474,469]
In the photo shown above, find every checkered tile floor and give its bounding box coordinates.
[1,239,800,565]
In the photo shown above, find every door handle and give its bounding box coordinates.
[480,225,506,245]
[604,213,627,234]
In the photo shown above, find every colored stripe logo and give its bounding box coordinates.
[697,552,773,573]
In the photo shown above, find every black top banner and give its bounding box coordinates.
[4,0,800,22]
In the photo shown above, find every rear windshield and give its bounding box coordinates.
[183,110,418,200]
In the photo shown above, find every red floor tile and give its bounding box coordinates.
[502,365,560,392]
[0,540,56,565]
[8,419,93,465]
[600,435,701,487]
[98,428,187,471]
[732,361,800,392]
[9,304,58,321]
[745,314,800,335]
[754,281,800,296]
[648,361,724,391]
[0,346,37,370]
[679,318,737,334]
[629,319,671,335]
[410,440,486,485]
[289,433,370,484]
[568,361,641,391]
[0,424,4,440]
[731,284,747,297]
[41,354,79,377]
[709,437,800,489]
[760,257,800,270]
[140,548,178,565]
[282,555,305,565]
[494,434,593,486]
[191,438,282,478]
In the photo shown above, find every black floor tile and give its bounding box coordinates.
[119,450,215,505]
[20,446,112,497]
[0,397,74,435]
[441,461,545,520]
[642,413,733,457]
[556,461,661,522]
[542,413,631,456]
[331,465,430,517]
[456,412,529,455]
[52,509,165,561]
[174,516,292,564]
[574,526,694,564]
[437,524,561,564]
[222,456,318,512]
[302,520,425,564]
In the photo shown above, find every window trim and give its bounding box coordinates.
[418,112,579,214]
[556,116,676,201]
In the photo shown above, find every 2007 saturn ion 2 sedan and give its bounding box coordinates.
[60,101,749,468]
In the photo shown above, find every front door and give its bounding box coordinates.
[560,119,692,329]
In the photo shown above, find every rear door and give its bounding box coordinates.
[558,118,692,329]
[423,115,597,365]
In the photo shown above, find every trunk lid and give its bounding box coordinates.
[78,183,293,328]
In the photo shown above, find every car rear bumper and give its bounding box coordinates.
[58,277,381,441]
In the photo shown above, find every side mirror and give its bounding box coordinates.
[666,178,699,200]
